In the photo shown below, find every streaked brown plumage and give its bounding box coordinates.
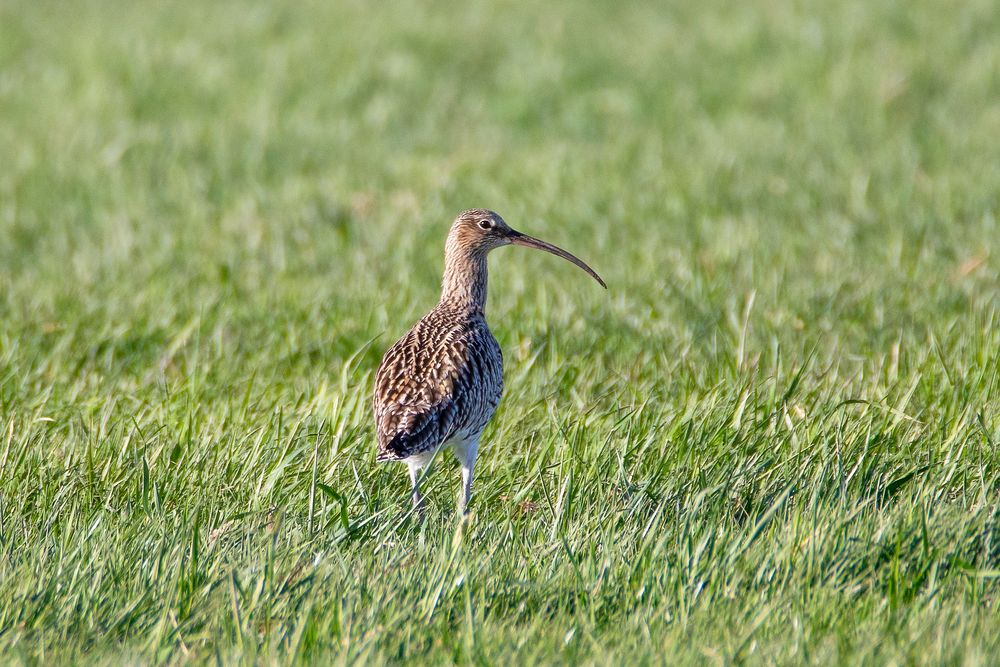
[374,209,605,513]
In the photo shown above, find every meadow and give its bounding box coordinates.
[1,0,999,663]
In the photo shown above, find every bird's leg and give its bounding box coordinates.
[454,438,479,515]
[460,463,474,514]
[407,461,425,511]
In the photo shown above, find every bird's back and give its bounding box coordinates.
[373,304,503,461]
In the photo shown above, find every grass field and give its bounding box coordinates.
[1,0,999,663]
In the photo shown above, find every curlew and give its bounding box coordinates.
[373,209,605,513]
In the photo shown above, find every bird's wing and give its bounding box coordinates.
[373,317,468,461]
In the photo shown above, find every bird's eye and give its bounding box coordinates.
[477,219,492,230]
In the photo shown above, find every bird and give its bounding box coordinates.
[373,208,605,513]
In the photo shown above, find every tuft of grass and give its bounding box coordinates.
[1,0,998,662]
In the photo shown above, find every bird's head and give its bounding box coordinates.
[447,208,606,288]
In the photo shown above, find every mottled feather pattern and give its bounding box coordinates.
[372,209,602,513]
[374,303,503,461]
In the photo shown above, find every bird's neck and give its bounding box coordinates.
[440,248,488,312]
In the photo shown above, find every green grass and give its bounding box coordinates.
[1,0,999,663]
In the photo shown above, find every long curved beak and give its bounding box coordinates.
[508,230,607,289]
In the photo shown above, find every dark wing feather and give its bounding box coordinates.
[373,308,474,461]
[373,305,503,462]
[376,398,459,461]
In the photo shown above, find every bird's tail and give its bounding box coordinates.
[375,450,399,463]
[376,435,408,462]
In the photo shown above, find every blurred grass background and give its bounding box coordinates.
[0,0,998,663]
